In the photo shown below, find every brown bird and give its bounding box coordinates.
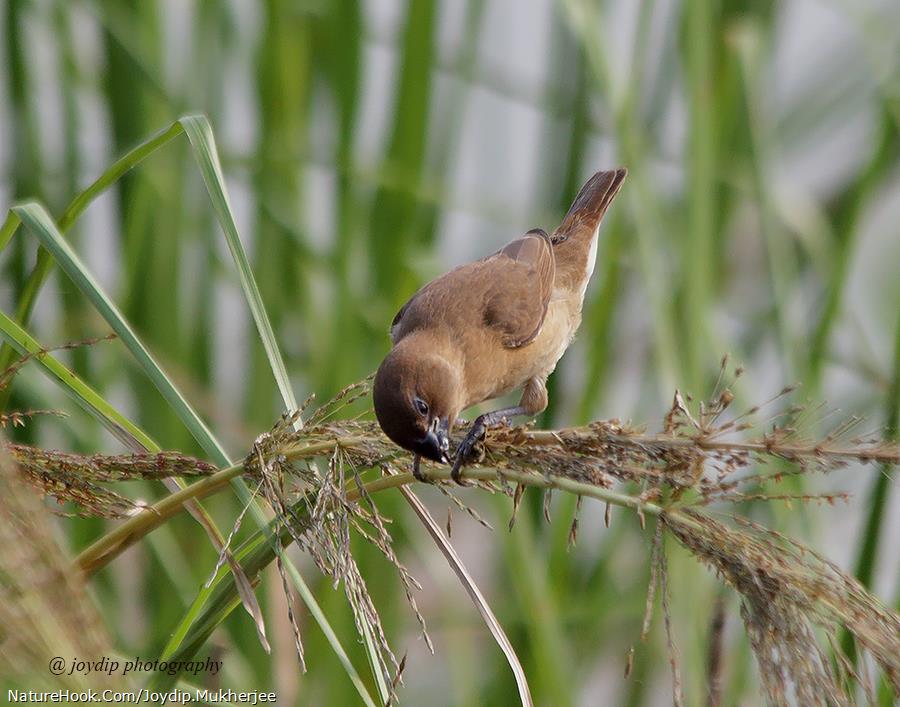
[373,168,627,483]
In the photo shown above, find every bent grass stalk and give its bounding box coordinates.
[74,436,663,577]
[0,121,186,387]
[21,368,898,703]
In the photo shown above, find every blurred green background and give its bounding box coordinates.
[1,0,899,704]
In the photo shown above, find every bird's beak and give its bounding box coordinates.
[420,417,451,464]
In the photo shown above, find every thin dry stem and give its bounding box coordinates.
[6,373,899,704]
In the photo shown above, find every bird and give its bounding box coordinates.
[373,168,627,483]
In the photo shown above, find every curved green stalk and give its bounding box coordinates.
[135,461,667,695]
[0,311,156,452]
[0,122,186,402]
[75,444,664,580]
[179,115,298,413]
[840,312,900,666]
[4,116,374,704]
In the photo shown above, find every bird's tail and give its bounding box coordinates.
[552,168,627,241]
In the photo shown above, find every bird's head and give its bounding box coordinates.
[373,338,462,464]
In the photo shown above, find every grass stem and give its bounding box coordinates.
[74,436,665,577]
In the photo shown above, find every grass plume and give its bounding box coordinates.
[6,372,895,703]
[0,444,111,689]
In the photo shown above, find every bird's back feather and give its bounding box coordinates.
[390,230,555,350]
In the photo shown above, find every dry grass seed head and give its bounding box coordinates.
[4,369,898,703]
[247,376,899,703]
[665,510,900,702]
[0,444,112,689]
[245,407,414,697]
[6,443,216,517]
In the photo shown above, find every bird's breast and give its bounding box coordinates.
[527,296,582,374]
[460,296,582,408]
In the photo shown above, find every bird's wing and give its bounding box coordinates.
[481,229,555,348]
[389,230,554,348]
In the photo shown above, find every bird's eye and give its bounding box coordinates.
[414,397,429,417]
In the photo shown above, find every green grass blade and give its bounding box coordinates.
[0,212,19,253]
[737,25,797,382]
[176,115,380,701]
[806,109,899,396]
[159,578,221,661]
[840,311,900,664]
[7,127,375,703]
[178,114,297,412]
[359,612,391,706]
[157,516,379,707]
[0,310,158,452]
[682,0,716,392]
[160,533,268,660]
[403,486,534,706]
[0,210,23,411]
[0,234,268,652]
[57,109,184,237]
[0,121,186,380]
[13,121,185,312]
[498,499,570,706]
[285,567,379,707]
[13,199,263,605]
[12,201,230,465]
[0,308,265,655]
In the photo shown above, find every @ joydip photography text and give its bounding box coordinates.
[52,656,222,677]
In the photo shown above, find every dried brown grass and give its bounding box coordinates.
[0,443,112,688]
[3,366,899,704]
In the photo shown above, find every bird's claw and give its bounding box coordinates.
[412,454,428,482]
[450,417,486,485]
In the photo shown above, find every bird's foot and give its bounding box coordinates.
[412,454,429,482]
[450,415,487,485]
